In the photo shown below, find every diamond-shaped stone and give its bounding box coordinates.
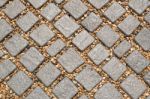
[145,12,150,23]
[144,72,150,86]
[27,0,47,9]
[88,0,109,9]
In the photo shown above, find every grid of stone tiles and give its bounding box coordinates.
[0,0,150,99]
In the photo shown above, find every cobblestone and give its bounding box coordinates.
[88,0,109,9]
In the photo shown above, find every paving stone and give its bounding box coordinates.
[53,77,78,99]
[36,62,61,86]
[54,15,80,37]
[41,3,61,21]
[96,25,119,47]
[0,50,4,57]
[4,34,28,56]
[0,59,16,80]
[7,71,33,95]
[16,11,38,32]
[20,47,44,72]
[81,12,102,32]
[25,87,50,99]
[94,83,123,99]
[30,24,55,46]
[54,0,63,4]
[64,0,88,19]
[129,0,150,14]
[135,28,150,51]
[0,19,13,41]
[3,0,26,19]
[144,72,150,86]
[125,50,149,73]
[102,57,126,81]
[114,40,131,58]
[88,0,109,9]
[58,48,84,72]
[104,2,125,22]
[27,0,47,9]
[147,96,150,99]
[118,15,140,35]
[88,44,109,65]
[47,39,65,56]
[75,65,102,91]
[121,74,147,99]
[145,12,150,23]
[73,30,94,50]
[0,0,8,7]
[79,95,89,99]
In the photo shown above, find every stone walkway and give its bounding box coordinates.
[0,0,150,99]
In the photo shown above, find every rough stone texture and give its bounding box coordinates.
[27,0,47,9]
[7,71,33,95]
[145,12,150,23]
[121,74,147,99]
[88,0,109,9]
[144,72,150,86]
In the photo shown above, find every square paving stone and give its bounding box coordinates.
[118,15,140,35]
[27,0,47,9]
[135,28,150,51]
[79,95,89,99]
[94,83,123,99]
[75,65,102,91]
[54,15,80,37]
[25,87,50,99]
[144,72,150,86]
[0,19,13,41]
[121,74,147,99]
[36,62,61,86]
[96,25,119,47]
[125,50,149,73]
[102,57,126,81]
[88,44,109,65]
[114,40,131,58]
[129,0,150,14]
[30,24,55,46]
[41,3,61,21]
[81,12,102,32]
[73,30,94,51]
[58,48,84,72]
[0,0,8,7]
[104,2,126,22]
[16,11,38,32]
[64,0,88,19]
[20,47,44,72]
[54,0,63,4]
[47,39,65,56]
[4,34,28,56]
[88,0,109,9]
[3,0,26,19]
[7,71,33,95]
[145,12,150,23]
[0,59,16,80]
[53,77,78,99]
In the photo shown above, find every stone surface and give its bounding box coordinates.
[144,72,150,86]
[88,0,109,9]
[79,95,89,99]
[145,12,150,23]
[54,0,63,4]
[0,0,7,7]
[27,0,47,9]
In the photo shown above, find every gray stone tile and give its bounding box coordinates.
[4,34,28,56]
[102,57,126,81]
[73,30,94,51]
[3,0,26,19]
[79,95,89,99]
[25,87,50,99]
[20,47,44,72]
[88,44,109,65]
[0,59,16,80]
[54,0,63,4]
[118,15,140,35]
[114,40,131,58]
[104,2,125,22]
[144,72,150,86]
[27,0,47,9]
[53,77,78,99]
[0,0,8,7]
[135,28,150,51]
[0,19,13,41]
[64,0,88,19]
[81,12,102,32]
[47,39,65,56]
[121,74,147,99]
[30,24,55,46]
[36,62,61,86]
[7,71,33,95]
[88,0,109,9]
[75,65,102,91]
[54,15,80,37]
[129,0,150,14]
[41,3,61,21]
[58,48,84,72]
[125,50,149,73]
[96,25,119,47]
[145,12,150,23]
[17,11,38,32]
[94,83,123,99]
